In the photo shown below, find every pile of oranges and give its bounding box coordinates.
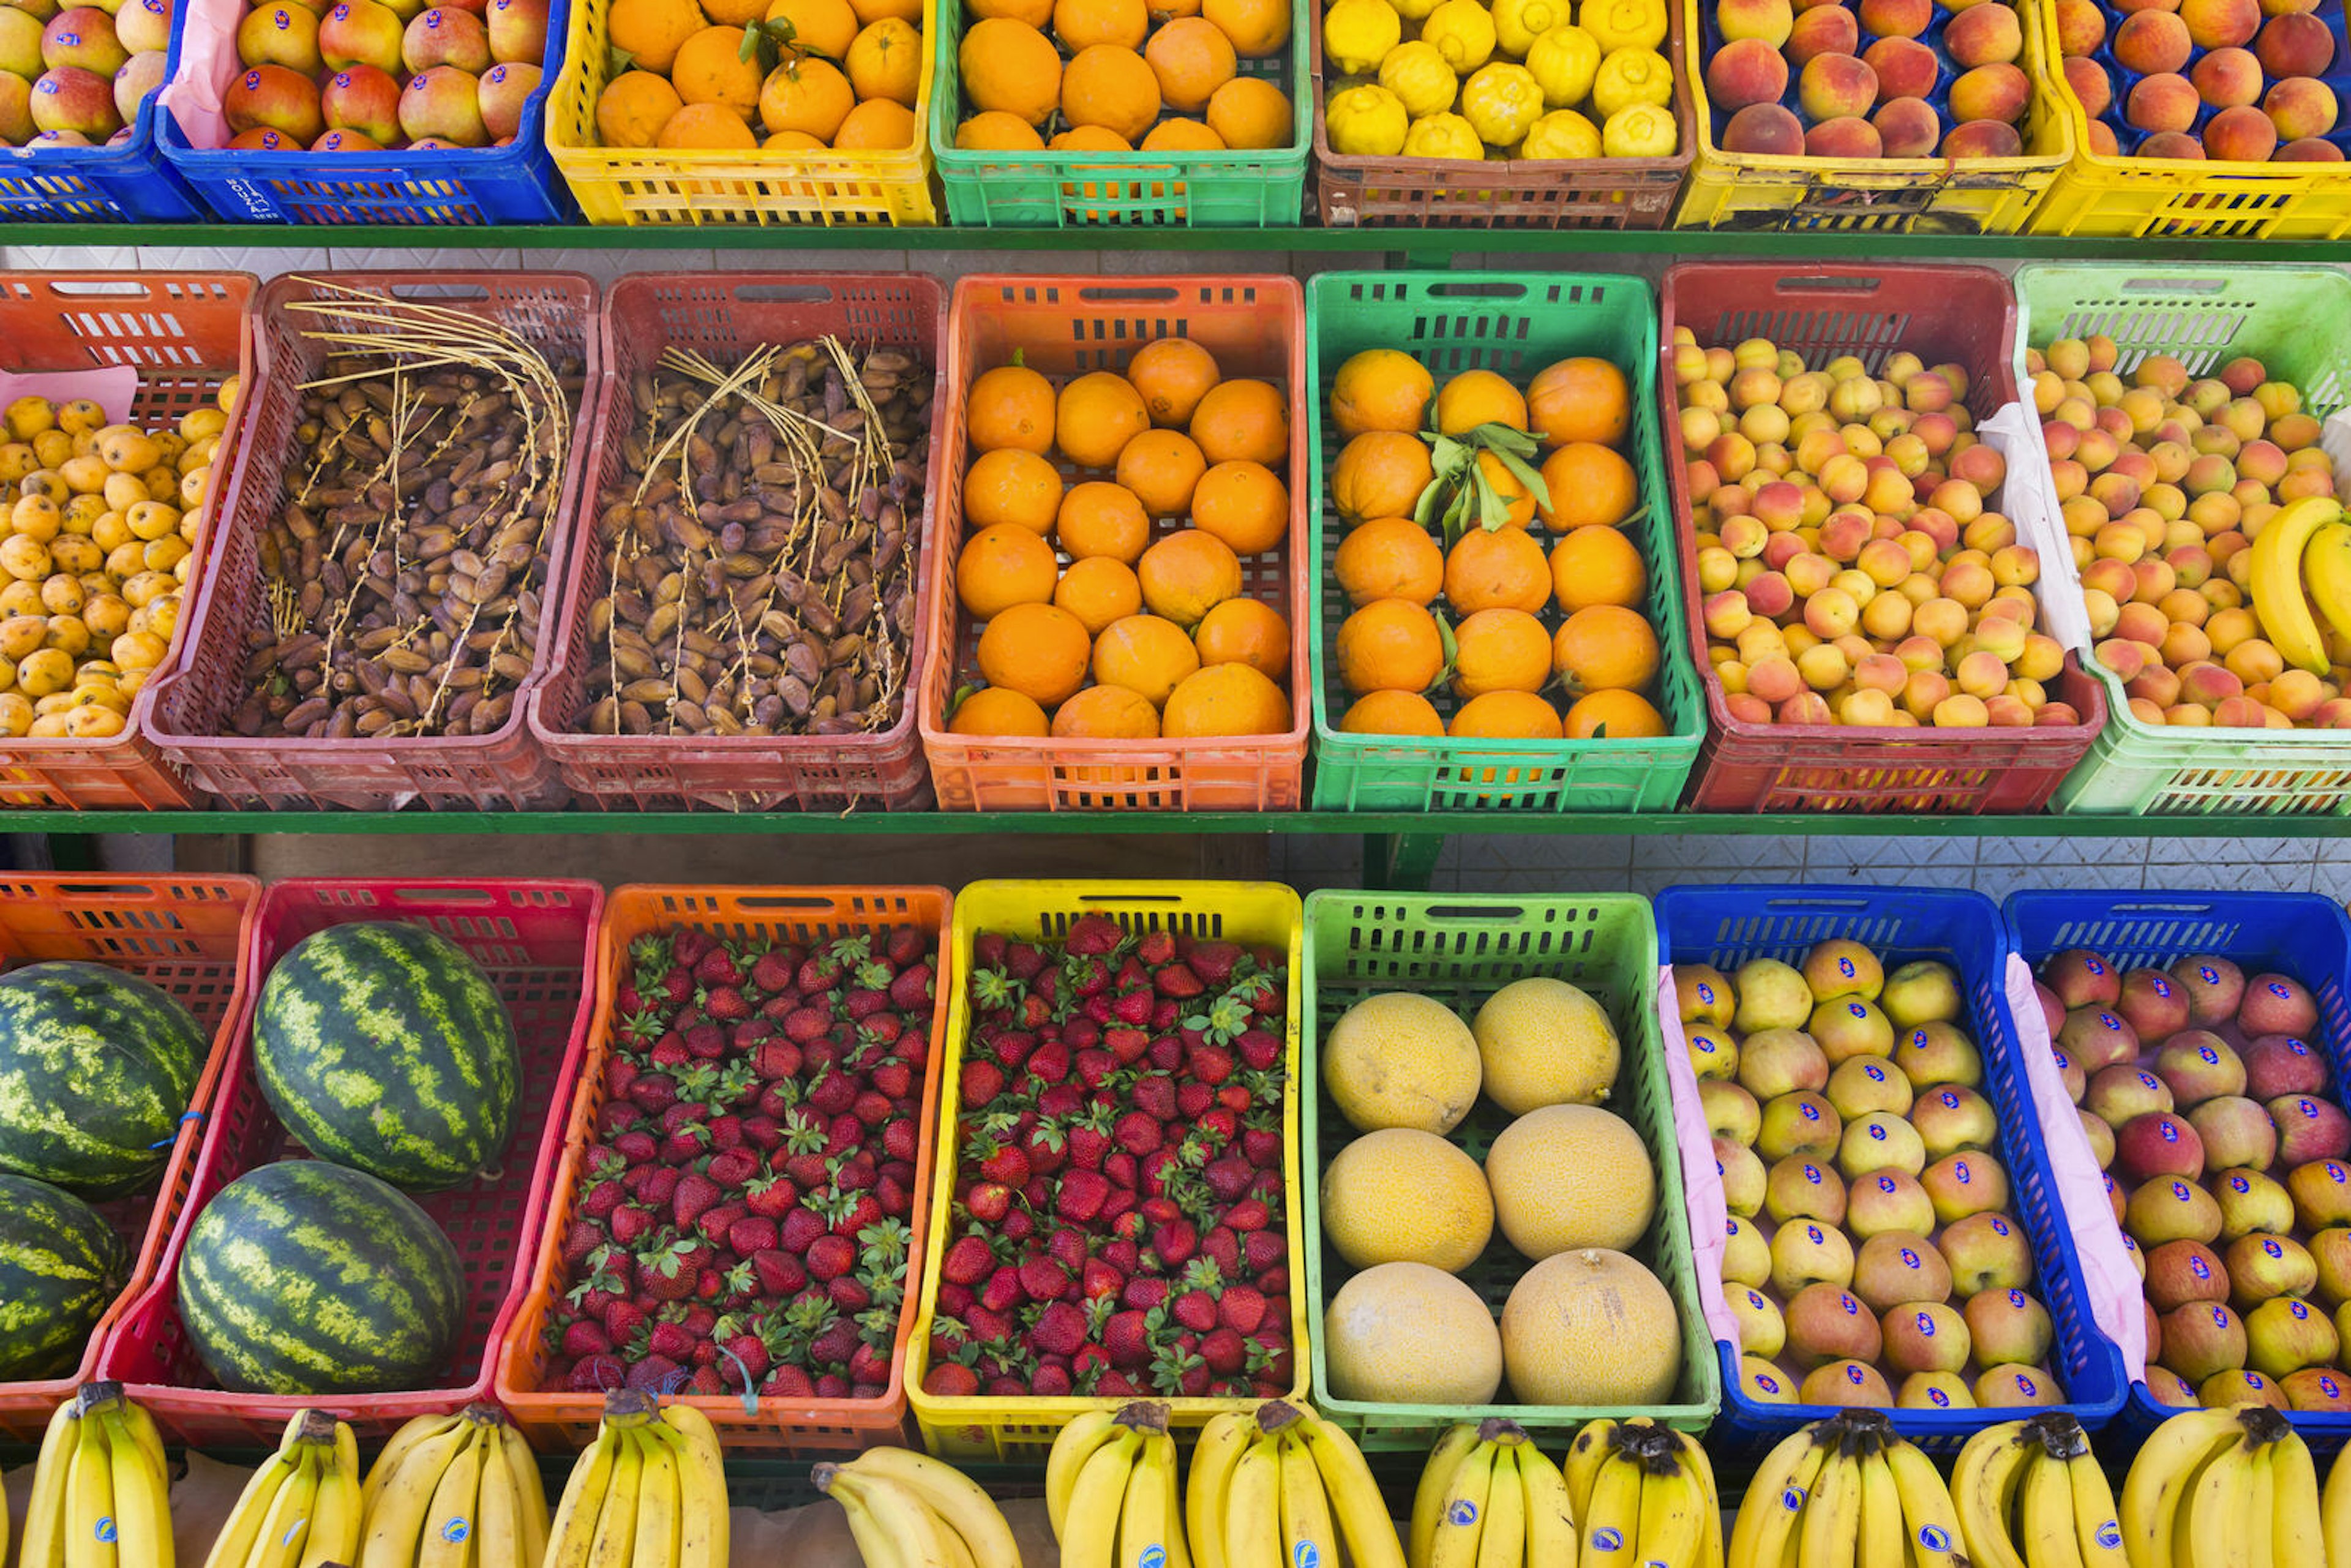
[595,0,923,151]
[945,339,1298,741]
[1325,346,1672,743]
[949,0,1297,156]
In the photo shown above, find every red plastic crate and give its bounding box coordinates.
[496,885,951,1455]
[526,274,948,812]
[136,272,600,811]
[1659,263,2107,813]
[0,875,257,1445]
[96,878,602,1447]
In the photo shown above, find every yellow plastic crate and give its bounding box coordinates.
[544,0,938,226]
[1674,0,2072,231]
[2024,0,2351,238]
[906,880,1308,1462]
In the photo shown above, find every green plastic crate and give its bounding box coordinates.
[926,0,1309,226]
[1304,272,1706,812]
[1299,890,1720,1452]
[2011,264,2351,817]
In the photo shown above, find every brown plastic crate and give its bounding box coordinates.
[136,272,599,812]
[0,274,256,810]
[526,274,947,812]
[1308,6,1695,228]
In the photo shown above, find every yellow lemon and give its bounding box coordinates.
[1376,37,1455,115]
[1578,0,1663,51]
[1591,44,1670,118]
[1402,109,1482,156]
[1327,81,1409,152]
[1460,59,1542,144]
[1490,0,1569,55]
[1322,0,1401,72]
[1520,104,1599,156]
[1389,0,1442,20]
[1524,23,1599,106]
[1602,99,1676,156]
[1417,0,1494,72]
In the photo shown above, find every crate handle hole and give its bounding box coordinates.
[389,887,495,904]
[1078,287,1181,304]
[1761,895,1873,909]
[2118,277,2230,296]
[383,283,491,301]
[1425,282,1529,301]
[1777,276,1883,294]
[47,280,151,298]
[56,882,150,897]
[734,895,844,910]
[1425,904,1524,920]
[1077,893,1183,906]
[735,285,838,304]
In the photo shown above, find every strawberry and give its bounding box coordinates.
[705,1149,760,1189]
[673,1172,722,1232]
[1188,1043,1235,1086]
[1110,989,1153,1026]
[569,1354,626,1392]
[1201,1327,1245,1377]
[744,1177,798,1218]
[1146,1037,1184,1072]
[1242,1230,1286,1274]
[1136,930,1176,966]
[1105,1028,1150,1065]
[1153,964,1203,998]
[868,1059,913,1100]
[610,1206,659,1247]
[1242,1127,1282,1168]
[647,1319,696,1361]
[922,1363,981,1397]
[961,1060,1006,1109]
[1082,1257,1125,1299]
[625,1355,686,1394]
[806,1234,856,1281]
[1065,913,1123,956]
[979,1264,1025,1315]
[1150,1220,1197,1268]
[776,1205,829,1255]
[1199,1228,1242,1279]
[964,1182,1011,1223]
[1028,1299,1089,1358]
[1032,1363,1074,1397]
[749,1251,807,1297]
[727,1215,779,1256]
[1112,1111,1163,1157]
[882,1117,918,1163]
[602,1298,648,1343]
[1120,1275,1170,1311]
[719,1332,770,1386]
[1074,1049,1121,1089]
[1171,1290,1217,1334]
[637,1240,700,1302]
[559,1318,612,1359]
[1046,1226,1088,1275]
[1187,942,1242,986]
[1225,1198,1270,1232]
[1102,1310,1152,1368]
[1057,1168,1112,1223]
[659,1126,710,1165]
[1218,1285,1268,1335]
[694,1201,744,1249]
[702,986,750,1021]
[1236,1028,1282,1070]
[1019,1256,1071,1302]
[889,962,934,1013]
[559,1221,603,1271]
[941,1234,996,1286]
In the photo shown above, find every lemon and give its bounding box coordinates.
[1520,105,1600,156]
[1524,24,1599,107]
[1490,0,1569,55]
[1602,99,1676,156]
[1591,44,1671,118]
[1403,110,1482,156]
[1418,0,1496,72]
[1378,39,1457,114]
[1324,0,1403,73]
[1461,59,1542,144]
[1328,82,1411,152]
[1578,0,1663,51]
[1391,0,1444,20]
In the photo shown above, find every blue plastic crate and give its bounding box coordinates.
[2004,889,2351,1457]
[153,0,574,224]
[1654,882,2131,1460]
[0,67,208,221]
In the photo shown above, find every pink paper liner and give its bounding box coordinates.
[157,0,239,149]
[0,368,140,424]
[1655,964,1742,1348]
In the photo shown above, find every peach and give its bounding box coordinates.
[1719,0,1797,46]
[2128,72,2201,132]
[2265,76,2338,141]
[1950,62,2030,123]
[223,62,323,141]
[1859,0,1931,34]
[2180,660,2246,705]
[1800,52,1880,120]
[1946,2,2023,64]
[1709,40,1793,112]
[1799,111,1881,155]
[2181,0,2260,47]
[1788,3,1859,61]
[2257,12,2336,76]
[2193,45,2263,105]
[2278,135,2347,158]
[2209,100,2283,157]
[2115,10,2193,71]
[2057,0,2109,53]
[2063,54,2114,116]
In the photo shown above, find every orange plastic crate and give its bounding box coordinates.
[0,874,257,1445]
[915,276,1310,811]
[496,885,951,1456]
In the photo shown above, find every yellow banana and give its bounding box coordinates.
[2328,1428,2351,1568]
[1119,1431,1179,1568]
[98,1406,169,1568]
[2176,1435,2254,1568]
[113,1400,168,1513]
[471,1431,522,1568]
[358,1416,474,1568]
[1856,1447,1905,1568]
[629,1417,681,1568]
[1223,1435,1284,1568]
[1563,1422,1620,1526]
[1518,1440,1577,1568]
[843,1444,1019,1568]
[1475,1442,1524,1568]
[1663,1428,1723,1568]
[249,1442,320,1568]
[361,1412,464,1518]
[1068,1425,1146,1568]
[296,1414,364,1568]
[1796,1449,1859,1568]
[1187,1412,1254,1568]
[1414,1427,1483,1568]
[1637,1447,1705,1568]
[1430,1436,1496,1568]
[1288,1406,1406,1568]
[1049,1410,1123,1543]
[2121,1406,2245,1568]
[2302,521,2351,647]
[585,1425,644,1568]
[1881,1438,1965,1568]
[417,1416,487,1568]
[1950,1424,2033,1568]
[828,1468,913,1568]
[656,1407,727,1568]
[2021,1442,2086,1568]
[838,1465,956,1568]
[2249,495,2342,674]
[64,1396,118,1568]
[1728,1427,1820,1568]
[2249,1441,2279,1568]
[544,1419,624,1568]
[1580,1452,1642,1568]
[2270,1430,2323,1568]
[203,1449,296,1568]
[500,1420,553,1568]
[1279,1430,1341,1568]
[26,1395,82,1568]
[2064,1431,2127,1568]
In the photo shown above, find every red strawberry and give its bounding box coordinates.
[1075,1049,1121,1089]
[1187,942,1242,986]
[1100,1236,1141,1275]
[1110,989,1153,1026]
[1225,1199,1270,1232]
[978,1144,1031,1188]
[569,1354,626,1392]
[1147,1037,1184,1072]
[1057,1168,1112,1223]
[560,1318,612,1359]
[1187,1043,1235,1086]
[980,1265,1025,1315]
[1242,1127,1282,1168]
[1236,1028,1282,1070]
[1064,913,1122,956]
[1201,1327,1245,1376]
[778,1207,830,1255]
[964,1305,1014,1346]
[1019,1256,1071,1302]
[559,1221,603,1271]
[868,1059,913,1100]
[964,1182,1012,1223]
[660,1127,710,1165]
[1046,1226,1089,1274]
[923,1364,981,1397]
[637,1241,700,1301]
[1082,1258,1125,1299]
[1130,1077,1176,1124]
[672,1173,722,1231]
[1243,1230,1286,1273]
[1153,964,1203,997]
[647,1318,696,1361]
[749,1250,807,1297]
[1200,1228,1242,1278]
[1171,1290,1217,1334]
[1103,1310,1152,1368]
[610,1206,659,1247]
[727,1215,779,1255]
[613,1128,659,1165]
[1120,1275,1171,1311]
[1218,1285,1267,1335]
[1027,1299,1089,1358]
[1104,1151,1138,1191]
[744,1177,798,1219]
[961,1060,1006,1108]
[1136,930,1176,966]
[706,1149,760,1189]
[890,963,934,1013]
[1150,1219,1198,1268]
[602,1298,648,1343]
[807,1234,856,1281]
[1111,1111,1162,1157]
[941,1234,995,1286]
[882,1118,918,1163]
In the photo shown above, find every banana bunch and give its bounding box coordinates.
[1187,1400,1403,1568]
[23,1381,173,1568]
[2120,1404,2325,1568]
[1544,1417,1720,1568]
[201,1409,361,1568]
[1730,1411,1962,1568]
[1040,1401,1179,1568]
[2248,495,2351,677]
[355,1403,550,1568]
[542,1392,726,1568]
[813,1447,1023,1568]
[1951,1412,2133,1568]
[1407,1417,1573,1568]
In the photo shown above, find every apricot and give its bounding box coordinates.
[2181,0,2260,48]
[2063,54,2113,116]
[1944,1,2022,64]
[1787,3,1858,61]
[2055,0,2108,53]
[2207,100,2281,158]
[2128,72,2200,132]
[2192,45,2263,105]
[2265,75,2338,141]
[2115,9,2192,71]
[1949,62,2029,122]
[1707,37,1790,110]
[1857,0,1930,33]
[1799,51,1879,120]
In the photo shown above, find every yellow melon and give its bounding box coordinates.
[1322,1261,1503,1405]
[1472,976,1621,1114]
[1322,991,1482,1135]
[1319,1127,1492,1273]
[1483,1104,1655,1260]
[1499,1247,1680,1405]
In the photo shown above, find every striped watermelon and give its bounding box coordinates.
[253,923,520,1193]
[176,1159,464,1395]
[0,1172,127,1379]
[0,961,207,1198]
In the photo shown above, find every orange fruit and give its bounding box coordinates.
[1144,15,1235,109]
[849,0,920,23]
[1443,524,1549,615]
[967,362,1056,454]
[1163,661,1292,735]
[1537,441,1637,531]
[1565,688,1668,739]
[833,97,915,146]
[1330,350,1434,437]
[674,24,766,113]
[950,686,1051,735]
[759,54,855,137]
[1051,124,1133,149]
[1140,116,1223,148]
[596,71,683,146]
[1057,480,1152,563]
[765,0,859,56]
[1340,688,1444,735]
[1474,449,1537,530]
[967,0,1052,24]
[1547,524,1645,612]
[1434,369,1529,436]
[1190,459,1288,556]
[1192,596,1290,680]
[1528,355,1630,447]
[1056,370,1152,468]
[1449,689,1562,738]
[961,17,1062,124]
[1054,555,1142,634]
[1201,0,1286,52]
[607,0,702,74]
[1189,378,1288,467]
[1126,338,1222,427]
[964,448,1063,533]
[764,129,826,147]
[1051,683,1161,737]
[1115,428,1208,516]
[1137,527,1242,626]
[1331,429,1434,525]
[1060,43,1161,140]
[1452,607,1552,698]
[1551,604,1659,695]
[1055,0,1147,47]
[1204,74,1290,146]
[976,602,1093,707]
[1093,613,1202,705]
[1336,597,1442,694]
[1333,517,1442,607]
[845,17,921,104]
[657,102,760,146]
[1151,0,1200,17]
[956,109,1046,147]
[956,523,1059,618]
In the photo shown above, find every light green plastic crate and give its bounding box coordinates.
[1304,272,1706,812]
[2013,264,2351,817]
[1299,890,1719,1452]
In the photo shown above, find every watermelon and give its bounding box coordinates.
[253,922,520,1193]
[0,961,207,1198]
[0,1172,128,1379]
[176,1158,465,1395]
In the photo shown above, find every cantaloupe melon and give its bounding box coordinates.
[1322,1261,1503,1405]
[1319,1127,1493,1272]
[1499,1247,1680,1406]
[1473,977,1620,1114]
[1484,1104,1655,1260]
[1322,991,1482,1135]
